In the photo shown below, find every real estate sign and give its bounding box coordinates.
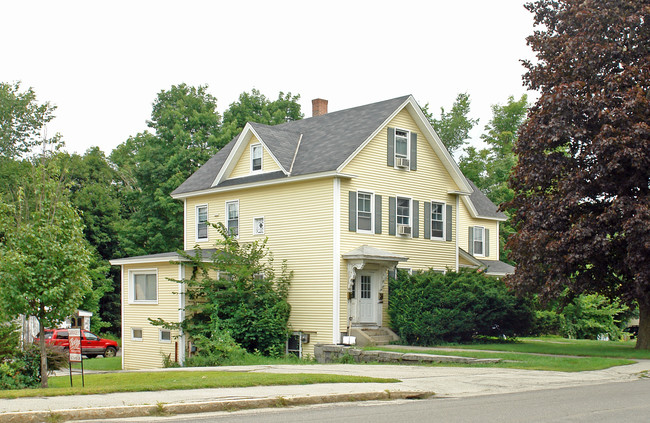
[68,328,82,362]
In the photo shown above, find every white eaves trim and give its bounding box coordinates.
[336,95,473,195]
[211,123,288,187]
[109,256,186,266]
[172,171,356,200]
[109,254,212,266]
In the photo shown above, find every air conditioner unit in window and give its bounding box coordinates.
[396,157,410,168]
[398,225,412,236]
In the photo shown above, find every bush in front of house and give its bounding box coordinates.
[388,268,533,345]
[0,323,68,389]
[559,294,627,340]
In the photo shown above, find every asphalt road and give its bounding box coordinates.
[98,379,650,423]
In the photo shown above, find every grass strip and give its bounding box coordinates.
[371,346,633,372]
[0,371,398,399]
[438,337,650,360]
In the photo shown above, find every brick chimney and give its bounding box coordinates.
[312,98,328,117]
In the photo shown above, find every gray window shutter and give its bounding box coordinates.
[389,196,396,236]
[412,200,419,238]
[375,195,382,234]
[446,204,453,241]
[387,127,395,167]
[349,191,357,232]
[424,201,431,240]
[485,229,490,257]
[468,226,474,255]
[410,132,417,170]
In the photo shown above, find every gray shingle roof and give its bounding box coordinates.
[171,95,411,196]
[480,259,515,276]
[466,178,507,219]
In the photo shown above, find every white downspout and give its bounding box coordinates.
[332,177,341,344]
[178,264,186,365]
[455,195,460,271]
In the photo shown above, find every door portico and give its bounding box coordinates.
[343,245,408,328]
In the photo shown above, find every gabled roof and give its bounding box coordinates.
[462,178,508,221]
[458,248,514,277]
[171,95,472,198]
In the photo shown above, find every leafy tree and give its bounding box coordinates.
[153,223,292,361]
[0,163,92,387]
[560,294,628,340]
[505,1,650,348]
[219,89,303,147]
[460,95,529,261]
[63,148,125,334]
[111,84,222,256]
[0,81,57,159]
[422,93,479,154]
[111,86,303,257]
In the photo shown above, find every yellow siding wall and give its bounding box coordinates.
[228,135,282,179]
[184,178,335,355]
[121,263,183,370]
[458,199,500,261]
[339,108,461,334]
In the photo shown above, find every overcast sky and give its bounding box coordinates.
[2,0,537,157]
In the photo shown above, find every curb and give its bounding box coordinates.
[0,390,435,423]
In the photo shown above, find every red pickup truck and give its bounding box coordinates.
[37,329,119,358]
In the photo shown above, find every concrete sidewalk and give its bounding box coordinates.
[1,360,649,422]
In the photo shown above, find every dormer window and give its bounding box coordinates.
[251,144,262,172]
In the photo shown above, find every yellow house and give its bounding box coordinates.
[110,95,513,369]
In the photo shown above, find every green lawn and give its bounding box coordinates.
[441,336,650,360]
[0,371,399,399]
[71,356,121,371]
[372,346,633,372]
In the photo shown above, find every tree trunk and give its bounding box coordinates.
[636,302,650,350]
[38,316,48,388]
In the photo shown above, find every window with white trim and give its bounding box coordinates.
[251,144,262,172]
[131,270,157,303]
[395,129,409,160]
[431,202,445,239]
[253,217,264,235]
[473,226,485,256]
[357,192,373,232]
[226,200,239,237]
[396,197,410,226]
[159,329,171,343]
[132,328,143,341]
[196,205,208,241]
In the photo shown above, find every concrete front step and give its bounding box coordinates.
[349,327,400,347]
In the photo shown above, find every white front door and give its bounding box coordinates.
[356,273,377,324]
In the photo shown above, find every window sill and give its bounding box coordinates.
[129,300,158,305]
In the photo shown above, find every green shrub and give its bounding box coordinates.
[388,268,533,345]
[530,309,562,336]
[184,321,247,367]
[559,294,626,340]
[159,223,292,359]
[0,342,67,390]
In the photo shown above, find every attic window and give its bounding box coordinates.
[395,129,409,159]
[251,144,262,172]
